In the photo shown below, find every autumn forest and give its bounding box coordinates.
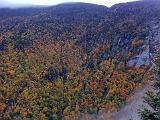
[0,0,160,120]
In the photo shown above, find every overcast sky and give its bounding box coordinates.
[0,0,140,8]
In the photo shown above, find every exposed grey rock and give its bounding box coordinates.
[128,20,160,67]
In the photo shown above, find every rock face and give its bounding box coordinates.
[128,21,160,67]
[149,21,160,54]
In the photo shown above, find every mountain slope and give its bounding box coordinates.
[0,1,160,119]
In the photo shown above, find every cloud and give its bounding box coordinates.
[0,0,139,8]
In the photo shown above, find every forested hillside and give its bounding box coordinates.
[0,0,160,119]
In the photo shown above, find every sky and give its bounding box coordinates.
[0,0,140,8]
